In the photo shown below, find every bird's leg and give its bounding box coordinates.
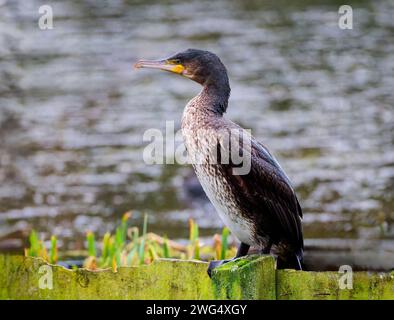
[235,242,251,257]
[207,242,250,277]
[261,239,272,254]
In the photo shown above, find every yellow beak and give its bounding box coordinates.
[134,59,184,74]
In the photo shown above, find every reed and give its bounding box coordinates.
[49,235,58,264]
[25,212,236,270]
[86,231,96,257]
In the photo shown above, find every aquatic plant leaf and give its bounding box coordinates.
[138,214,148,264]
[148,243,159,262]
[194,239,200,260]
[126,246,137,266]
[213,234,221,260]
[162,235,170,258]
[221,227,230,260]
[101,232,111,260]
[50,235,58,264]
[86,231,96,257]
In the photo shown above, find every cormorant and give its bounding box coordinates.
[135,49,304,275]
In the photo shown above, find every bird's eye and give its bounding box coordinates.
[171,59,181,64]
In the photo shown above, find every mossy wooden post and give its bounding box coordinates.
[0,255,274,300]
[1,254,394,299]
[211,255,276,299]
[0,255,214,299]
[277,270,394,300]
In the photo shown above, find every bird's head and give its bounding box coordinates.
[134,48,228,87]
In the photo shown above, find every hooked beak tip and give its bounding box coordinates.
[133,60,144,69]
[133,59,165,70]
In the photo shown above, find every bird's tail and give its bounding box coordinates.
[277,249,303,270]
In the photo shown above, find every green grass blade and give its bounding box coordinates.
[193,222,200,260]
[221,227,230,260]
[193,223,199,240]
[148,243,159,261]
[86,231,96,257]
[162,235,170,258]
[138,214,148,264]
[126,246,137,266]
[194,239,200,260]
[189,219,195,242]
[49,235,57,264]
[101,232,111,260]
[28,230,39,257]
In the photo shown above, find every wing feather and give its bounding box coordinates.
[218,137,303,249]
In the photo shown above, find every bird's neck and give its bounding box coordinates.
[182,76,230,131]
[202,82,230,114]
[189,75,231,116]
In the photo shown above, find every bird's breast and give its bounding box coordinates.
[181,118,256,246]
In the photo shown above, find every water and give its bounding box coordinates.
[0,0,393,270]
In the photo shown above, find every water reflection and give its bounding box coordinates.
[0,0,393,270]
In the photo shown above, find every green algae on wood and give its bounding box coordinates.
[0,255,214,300]
[1,254,394,300]
[276,269,394,300]
[211,255,276,300]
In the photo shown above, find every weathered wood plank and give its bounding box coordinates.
[1,254,393,300]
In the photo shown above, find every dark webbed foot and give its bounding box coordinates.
[207,242,250,278]
[207,259,232,277]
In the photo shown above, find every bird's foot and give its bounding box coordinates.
[207,259,232,278]
[208,242,251,278]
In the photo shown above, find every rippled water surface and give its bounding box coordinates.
[0,0,393,269]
